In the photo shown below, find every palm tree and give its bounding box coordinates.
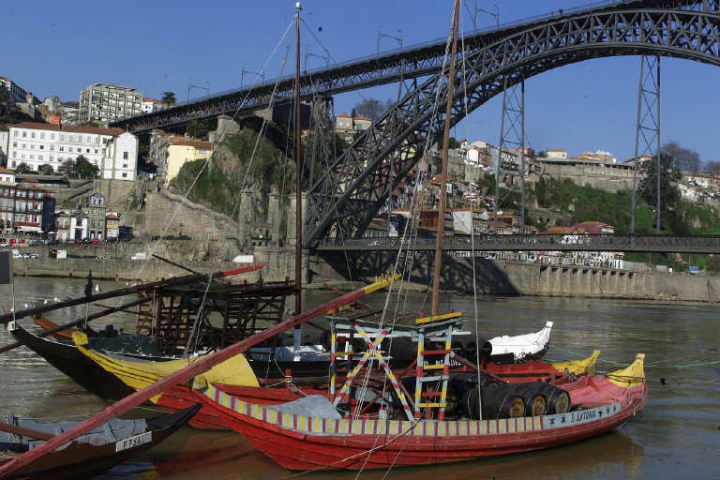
[162,91,177,106]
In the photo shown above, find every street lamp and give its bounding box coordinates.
[377,29,403,55]
[304,51,330,72]
[187,79,210,102]
[241,68,265,88]
[466,1,500,30]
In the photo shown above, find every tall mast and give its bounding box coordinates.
[294,2,303,315]
[431,0,460,315]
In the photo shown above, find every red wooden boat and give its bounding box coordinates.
[195,354,647,471]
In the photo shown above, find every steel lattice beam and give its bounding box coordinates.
[305,4,720,247]
[111,0,715,134]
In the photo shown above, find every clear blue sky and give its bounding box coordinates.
[2,0,717,163]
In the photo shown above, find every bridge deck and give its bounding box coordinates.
[316,234,720,254]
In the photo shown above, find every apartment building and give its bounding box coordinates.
[149,131,213,186]
[141,98,165,114]
[0,170,50,234]
[6,122,138,180]
[79,83,142,123]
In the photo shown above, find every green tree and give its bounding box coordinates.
[663,141,701,175]
[162,91,177,106]
[59,159,75,177]
[186,119,210,139]
[14,162,32,174]
[640,145,683,233]
[75,155,99,179]
[38,164,54,175]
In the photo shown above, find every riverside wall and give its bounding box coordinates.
[10,247,720,302]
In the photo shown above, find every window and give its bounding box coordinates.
[51,134,56,140]
[122,164,128,169]
[60,135,65,141]
[22,132,26,138]
[11,161,15,168]
[29,154,34,160]
[12,142,16,148]
[40,133,45,139]
[13,131,17,138]
[31,132,36,139]
[38,155,43,160]
[123,151,128,160]
[40,145,44,150]
[86,149,90,153]
[59,147,64,152]
[21,143,26,149]
[122,173,128,178]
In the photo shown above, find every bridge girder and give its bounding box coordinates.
[112,1,715,134]
[304,5,720,247]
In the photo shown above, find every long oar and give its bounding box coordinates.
[0,274,397,477]
[0,422,55,441]
[0,296,151,355]
[0,265,264,326]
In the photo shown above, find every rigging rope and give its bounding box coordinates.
[135,17,295,278]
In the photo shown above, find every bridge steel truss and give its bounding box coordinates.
[112,1,718,134]
[304,0,720,247]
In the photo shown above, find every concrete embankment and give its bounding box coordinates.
[10,246,720,302]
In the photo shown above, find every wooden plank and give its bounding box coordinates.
[0,265,265,326]
[0,273,399,477]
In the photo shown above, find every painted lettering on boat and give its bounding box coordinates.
[115,431,152,452]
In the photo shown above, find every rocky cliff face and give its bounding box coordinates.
[168,127,293,248]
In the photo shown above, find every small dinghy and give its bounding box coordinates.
[488,321,554,362]
[0,404,201,479]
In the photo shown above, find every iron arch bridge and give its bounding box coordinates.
[304,0,720,247]
[112,0,717,134]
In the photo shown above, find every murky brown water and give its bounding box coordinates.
[1,277,718,479]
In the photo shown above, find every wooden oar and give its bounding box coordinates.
[0,264,264,326]
[0,296,152,355]
[0,274,398,477]
[0,422,54,441]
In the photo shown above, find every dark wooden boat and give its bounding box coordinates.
[0,404,201,479]
[10,325,171,401]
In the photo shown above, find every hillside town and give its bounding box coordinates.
[1,74,719,273]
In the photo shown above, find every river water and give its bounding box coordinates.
[0,277,718,479]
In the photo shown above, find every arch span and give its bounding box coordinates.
[305,6,720,246]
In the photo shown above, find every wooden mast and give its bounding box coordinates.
[431,0,461,315]
[294,2,303,315]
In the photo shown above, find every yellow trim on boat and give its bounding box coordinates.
[72,331,259,403]
[607,353,645,388]
[364,273,401,295]
[415,311,463,325]
[552,349,600,375]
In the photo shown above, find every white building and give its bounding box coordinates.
[141,98,165,114]
[6,122,137,180]
[103,131,138,181]
[79,83,142,123]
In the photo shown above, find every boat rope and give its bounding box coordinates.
[217,42,293,260]
[134,16,295,278]
[184,273,213,358]
[283,417,421,479]
[458,7,484,423]
[350,2,462,476]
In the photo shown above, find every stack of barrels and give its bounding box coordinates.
[450,375,571,420]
